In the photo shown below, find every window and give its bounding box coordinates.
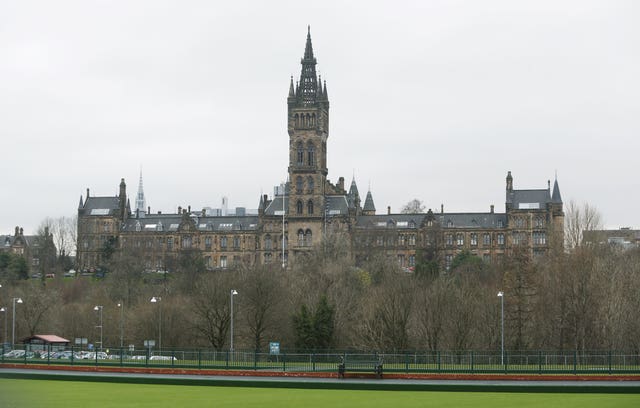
[535,217,545,228]
[408,255,415,267]
[456,233,464,246]
[305,229,312,246]
[498,220,504,228]
[167,237,173,250]
[220,236,228,249]
[307,176,314,193]
[447,220,453,228]
[445,254,453,270]
[220,256,227,268]
[533,232,546,245]
[483,254,491,263]
[182,235,191,249]
[296,142,304,165]
[398,235,406,246]
[307,199,314,215]
[298,229,304,246]
[233,236,240,249]
[497,234,505,245]
[103,222,110,232]
[265,235,272,250]
[296,200,303,215]
[513,232,526,245]
[483,233,491,246]
[205,256,212,269]
[397,255,405,267]
[387,235,395,246]
[446,234,453,246]
[408,234,416,246]
[296,176,303,193]
[264,253,272,264]
[205,236,212,250]
[307,143,315,166]
[514,218,525,228]
[376,236,384,246]
[470,233,477,246]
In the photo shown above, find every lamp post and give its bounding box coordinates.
[94,305,103,352]
[497,291,504,366]
[12,297,23,348]
[117,301,124,349]
[150,297,161,351]
[230,289,238,352]
[0,307,6,348]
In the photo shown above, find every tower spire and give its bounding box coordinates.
[297,26,318,106]
[136,169,146,215]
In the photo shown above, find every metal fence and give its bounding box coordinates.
[2,345,640,375]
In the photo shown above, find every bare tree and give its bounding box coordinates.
[565,200,603,249]
[401,199,426,214]
[190,274,232,349]
[239,264,286,351]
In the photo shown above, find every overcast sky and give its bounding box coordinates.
[1,0,638,235]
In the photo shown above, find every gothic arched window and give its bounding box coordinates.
[296,142,304,165]
[307,142,315,166]
[307,200,314,215]
[296,176,303,194]
[307,176,314,193]
[305,229,312,246]
[296,200,303,215]
[297,229,304,246]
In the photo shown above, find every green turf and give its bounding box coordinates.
[0,379,638,408]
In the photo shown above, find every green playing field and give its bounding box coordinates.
[0,379,638,408]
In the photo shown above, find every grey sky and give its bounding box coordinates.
[1,0,638,234]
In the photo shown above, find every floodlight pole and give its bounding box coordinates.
[94,305,103,352]
[497,291,504,366]
[230,289,238,352]
[12,298,23,348]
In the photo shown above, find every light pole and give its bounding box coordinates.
[150,297,161,351]
[230,289,238,352]
[0,307,6,348]
[94,305,103,352]
[12,297,23,348]
[497,291,504,366]
[117,301,124,349]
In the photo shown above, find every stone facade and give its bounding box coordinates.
[76,29,564,274]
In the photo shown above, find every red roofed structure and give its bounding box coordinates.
[22,334,70,351]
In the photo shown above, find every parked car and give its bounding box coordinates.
[3,349,26,358]
[149,355,178,361]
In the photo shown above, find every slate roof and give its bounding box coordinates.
[81,196,120,216]
[363,191,376,212]
[356,212,507,229]
[506,189,551,209]
[121,214,259,232]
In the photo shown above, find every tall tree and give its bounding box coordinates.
[565,200,603,249]
[401,199,426,214]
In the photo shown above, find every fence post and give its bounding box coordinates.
[470,351,474,374]
[254,350,258,370]
[283,352,286,372]
[538,350,542,374]
[120,347,123,367]
[47,343,51,365]
[312,353,316,372]
[573,350,577,375]
[225,350,229,369]
[504,351,508,374]
[437,351,441,373]
[198,349,202,370]
[608,350,612,375]
[404,352,409,373]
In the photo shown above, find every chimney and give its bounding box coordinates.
[178,206,182,214]
[188,205,191,213]
[441,204,444,214]
[86,188,90,198]
[490,205,494,214]
[387,206,391,215]
[147,206,150,214]
[202,208,206,216]
[338,177,345,192]
[15,226,19,236]
[157,211,162,215]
